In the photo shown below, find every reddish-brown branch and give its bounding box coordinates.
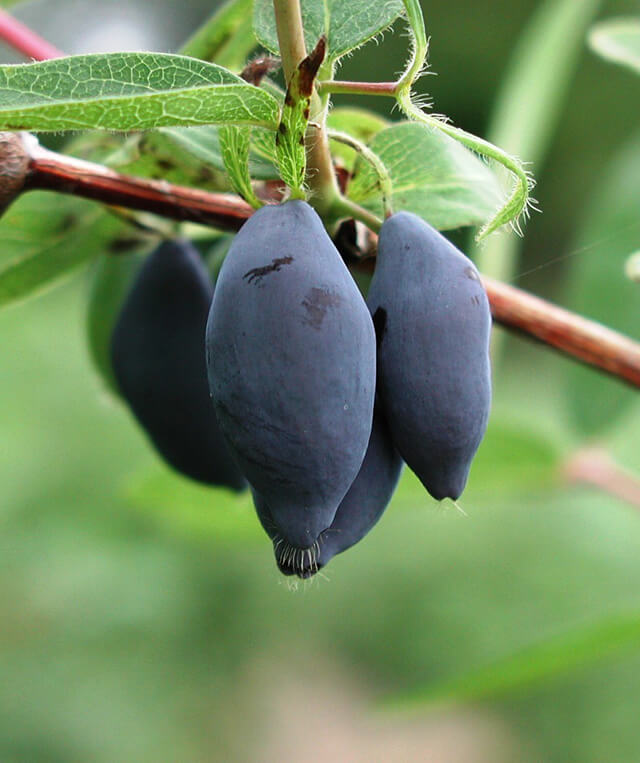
[0,9,63,61]
[317,80,398,97]
[25,143,254,229]
[483,276,640,389]
[4,136,640,392]
[565,448,640,509]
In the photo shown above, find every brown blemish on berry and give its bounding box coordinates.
[301,286,341,329]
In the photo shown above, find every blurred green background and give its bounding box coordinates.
[1,1,640,760]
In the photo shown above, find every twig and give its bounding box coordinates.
[483,276,640,389]
[565,447,640,509]
[0,9,63,61]
[24,140,254,229]
[317,80,398,97]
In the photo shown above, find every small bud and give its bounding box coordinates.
[0,132,31,215]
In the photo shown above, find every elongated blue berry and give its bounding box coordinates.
[207,201,376,548]
[367,211,491,500]
[111,239,246,490]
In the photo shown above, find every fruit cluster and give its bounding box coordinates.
[110,202,491,578]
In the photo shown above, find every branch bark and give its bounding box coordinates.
[25,140,254,229]
[483,276,640,388]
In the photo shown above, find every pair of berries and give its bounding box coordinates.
[111,202,491,578]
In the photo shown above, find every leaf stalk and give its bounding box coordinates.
[327,128,393,218]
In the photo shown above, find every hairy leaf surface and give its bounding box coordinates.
[0,53,279,131]
[348,122,503,231]
[253,0,403,61]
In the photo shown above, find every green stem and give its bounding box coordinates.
[272,0,307,81]
[397,0,428,96]
[328,196,382,233]
[272,0,341,213]
[306,91,341,213]
[327,128,393,217]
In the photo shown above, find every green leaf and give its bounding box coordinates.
[107,130,229,191]
[180,0,257,70]
[275,99,306,196]
[327,107,388,143]
[218,125,262,207]
[86,251,145,395]
[386,613,640,710]
[0,53,279,132]
[563,132,640,436]
[275,40,326,196]
[253,0,404,62]
[0,192,135,309]
[589,17,640,75]
[156,125,278,181]
[249,125,278,168]
[347,122,503,231]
